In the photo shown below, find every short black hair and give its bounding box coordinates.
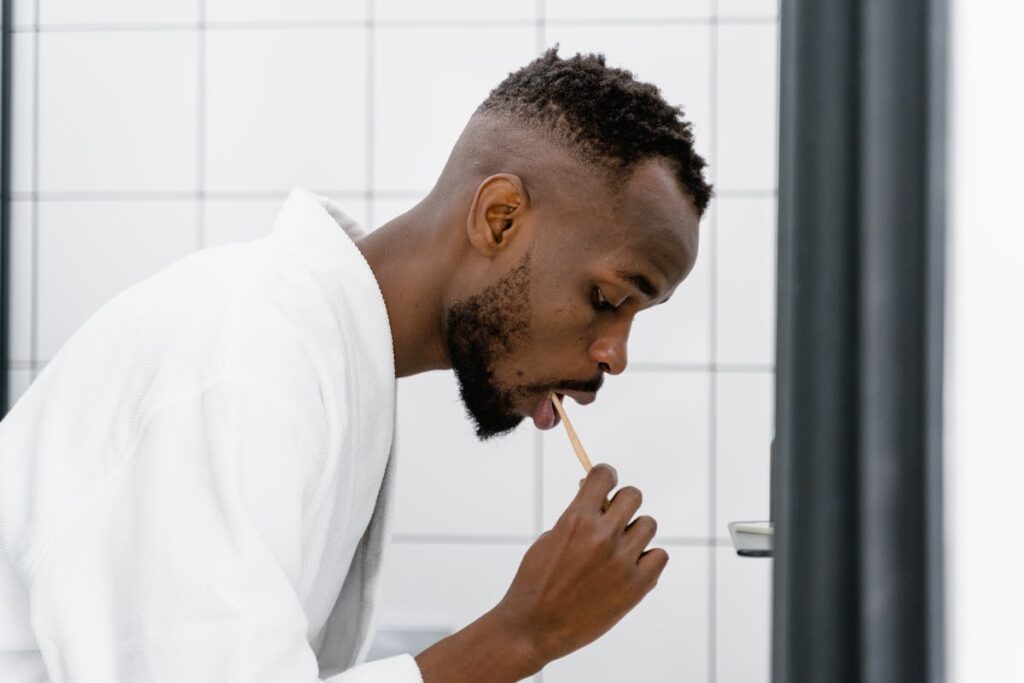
[476,44,713,216]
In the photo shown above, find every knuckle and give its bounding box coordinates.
[589,529,615,555]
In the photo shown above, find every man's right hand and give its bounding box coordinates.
[413,463,668,682]
[493,462,669,666]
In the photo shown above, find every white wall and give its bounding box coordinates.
[5,1,778,681]
[946,1,1024,681]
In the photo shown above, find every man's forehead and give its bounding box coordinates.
[610,159,700,285]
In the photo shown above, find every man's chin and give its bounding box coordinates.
[470,411,526,441]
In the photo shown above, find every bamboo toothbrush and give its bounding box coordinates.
[550,391,593,473]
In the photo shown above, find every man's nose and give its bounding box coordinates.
[590,332,629,375]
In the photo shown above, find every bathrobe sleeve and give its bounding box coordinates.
[22,379,423,683]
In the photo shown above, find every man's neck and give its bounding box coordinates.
[355,198,460,378]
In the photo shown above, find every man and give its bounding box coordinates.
[0,46,711,682]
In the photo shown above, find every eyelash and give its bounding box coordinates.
[592,286,618,312]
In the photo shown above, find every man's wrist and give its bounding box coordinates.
[413,606,545,682]
[479,606,545,678]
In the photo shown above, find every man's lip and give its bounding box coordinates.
[556,389,597,406]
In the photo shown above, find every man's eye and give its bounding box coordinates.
[592,286,617,311]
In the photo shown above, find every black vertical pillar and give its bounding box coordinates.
[772,1,946,682]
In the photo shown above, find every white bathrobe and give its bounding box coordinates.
[0,189,423,682]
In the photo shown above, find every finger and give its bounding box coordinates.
[603,485,643,530]
[636,547,670,585]
[622,515,658,557]
[571,463,618,512]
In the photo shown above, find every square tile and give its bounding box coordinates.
[715,197,776,365]
[542,23,713,169]
[206,0,366,23]
[377,0,537,22]
[545,0,712,20]
[36,201,199,360]
[37,31,199,193]
[716,547,772,683]
[375,542,539,681]
[542,545,709,682]
[373,26,537,193]
[12,0,36,27]
[718,0,779,19]
[542,371,710,538]
[5,369,36,415]
[8,201,34,363]
[716,372,774,535]
[393,371,537,537]
[12,34,35,194]
[205,28,368,193]
[203,196,369,249]
[203,198,285,248]
[716,22,779,190]
[629,204,713,365]
[39,0,199,25]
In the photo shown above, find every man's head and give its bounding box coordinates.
[434,46,712,440]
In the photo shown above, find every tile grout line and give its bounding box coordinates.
[392,534,736,546]
[10,187,776,201]
[7,16,780,33]
[29,0,39,380]
[708,2,720,681]
[365,0,375,229]
[197,0,205,249]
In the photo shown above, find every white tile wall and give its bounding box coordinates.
[542,371,711,538]
[716,372,774,534]
[36,201,198,360]
[393,371,537,537]
[204,28,368,193]
[377,0,537,22]
[376,542,540,681]
[545,0,712,20]
[5,4,779,681]
[372,25,537,192]
[11,34,34,195]
[203,197,369,248]
[718,0,779,19]
[202,198,288,248]
[5,370,35,411]
[39,0,199,26]
[629,203,714,365]
[716,22,779,191]
[543,545,710,682]
[716,547,772,683]
[206,0,367,24]
[37,31,199,193]
[12,0,36,27]
[715,197,777,365]
[8,201,33,363]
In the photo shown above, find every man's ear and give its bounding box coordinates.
[466,173,530,257]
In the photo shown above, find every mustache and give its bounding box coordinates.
[521,373,605,396]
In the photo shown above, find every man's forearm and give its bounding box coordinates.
[414,608,544,683]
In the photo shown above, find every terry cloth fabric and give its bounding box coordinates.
[0,188,423,682]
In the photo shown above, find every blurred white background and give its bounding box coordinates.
[5,1,778,681]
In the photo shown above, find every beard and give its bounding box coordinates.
[443,249,605,440]
[443,250,536,440]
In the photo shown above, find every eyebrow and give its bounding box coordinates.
[616,270,661,301]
